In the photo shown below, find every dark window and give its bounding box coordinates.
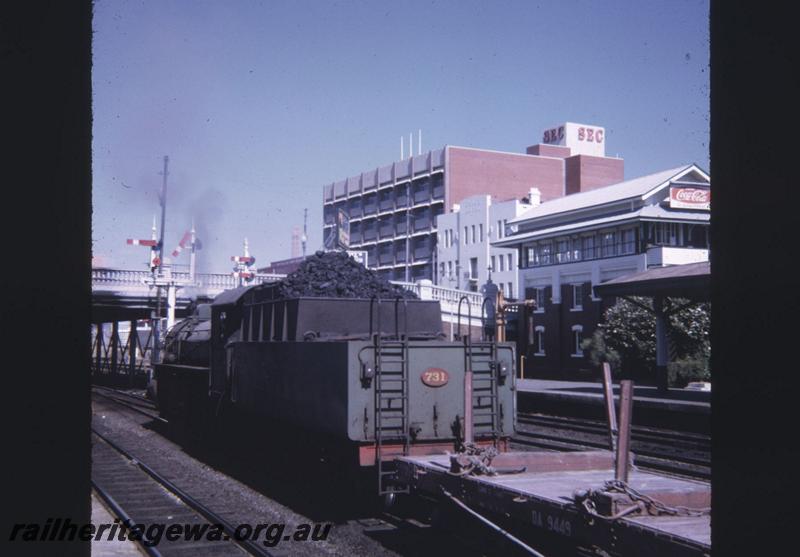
[432,175,444,199]
[349,198,362,218]
[413,179,431,204]
[378,190,392,212]
[363,193,377,215]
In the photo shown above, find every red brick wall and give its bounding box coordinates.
[525,144,572,158]
[565,155,624,195]
[447,147,565,206]
[522,282,618,379]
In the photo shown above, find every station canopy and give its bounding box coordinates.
[593,261,710,301]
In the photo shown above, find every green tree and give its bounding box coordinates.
[583,297,710,386]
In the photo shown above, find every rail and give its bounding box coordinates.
[92,428,278,557]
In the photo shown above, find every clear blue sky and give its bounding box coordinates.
[92,0,709,274]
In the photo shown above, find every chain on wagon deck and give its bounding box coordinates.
[395,449,711,556]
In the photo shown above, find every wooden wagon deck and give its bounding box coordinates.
[395,450,711,556]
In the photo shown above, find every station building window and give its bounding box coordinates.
[621,228,636,254]
[687,224,709,248]
[601,231,616,257]
[534,288,545,312]
[571,237,581,261]
[534,326,545,356]
[521,224,689,269]
[582,235,595,260]
[571,284,583,311]
[556,238,569,263]
[571,325,584,357]
[654,222,681,246]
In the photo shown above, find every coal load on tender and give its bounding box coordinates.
[277,250,418,300]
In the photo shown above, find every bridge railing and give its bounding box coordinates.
[92,268,153,285]
[92,268,485,330]
[91,267,285,291]
[390,280,486,326]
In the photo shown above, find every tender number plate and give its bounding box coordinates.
[421,368,449,387]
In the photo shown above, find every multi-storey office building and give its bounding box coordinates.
[494,163,710,378]
[436,189,540,296]
[321,123,624,283]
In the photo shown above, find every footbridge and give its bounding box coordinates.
[91,267,489,384]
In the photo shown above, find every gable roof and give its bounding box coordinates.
[509,164,707,225]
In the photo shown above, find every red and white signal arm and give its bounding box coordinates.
[669,187,711,210]
[231,255,256,266]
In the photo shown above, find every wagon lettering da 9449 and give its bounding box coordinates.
[421,368,449,387]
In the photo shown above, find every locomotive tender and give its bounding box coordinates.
[156,281,516,494]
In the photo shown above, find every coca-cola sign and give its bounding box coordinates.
[670,187,710,210]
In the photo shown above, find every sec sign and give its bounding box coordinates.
[421,368,449,387]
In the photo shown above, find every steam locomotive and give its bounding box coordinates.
[155,281,517,495]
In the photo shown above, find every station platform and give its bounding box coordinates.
[516,379,710,432]
[517,378,710,413]
[91,491,144,556]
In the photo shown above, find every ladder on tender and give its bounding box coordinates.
[374,336,410,495]
[466,341,501,441]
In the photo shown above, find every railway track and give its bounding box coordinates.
[92,385,166,424]
[92,427,278,556]
[91,389,502,557]
[512,412,711,481]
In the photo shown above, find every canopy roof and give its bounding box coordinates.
[593,261,710,300]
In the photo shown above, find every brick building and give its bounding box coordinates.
[494,163,711,379]
[321,123,623,283]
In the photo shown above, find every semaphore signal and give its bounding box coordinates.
[231,238,256,286]
[126,216,160,271]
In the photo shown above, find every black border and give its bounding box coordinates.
[710,1,799,553]
[3,2,92,556]
[3,2,799,554]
